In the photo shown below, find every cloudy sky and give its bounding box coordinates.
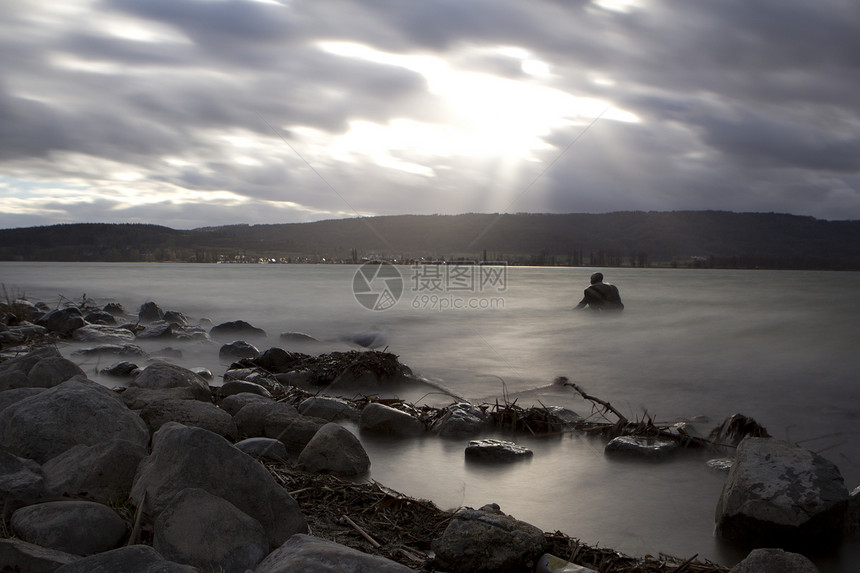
[2,0,859,229]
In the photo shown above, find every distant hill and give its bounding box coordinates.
[2,212,859,269]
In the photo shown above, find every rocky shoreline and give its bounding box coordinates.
[1,295,857,572]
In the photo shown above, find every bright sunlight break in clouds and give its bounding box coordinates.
[1,0,859,228]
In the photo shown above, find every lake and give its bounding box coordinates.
[2,262,858,571]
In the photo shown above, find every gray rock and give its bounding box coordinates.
[71,343,149,359]
[0,450,44,515]
[279,331,318,343]
[432,402,489,438]
[707,458,735,473]
[255,347,302,373]
[191,366,212,380]
[219,379,273,399]
[221,391,274,416]
[130,422,307,549]
[255,533,414,573]
[11,500,128,556]
[136,320,173,339]
[101,361,139,377]
[234,401,327,453]
[27,356,86,388]
[298,396,360,422]
[120,386,210,410]
[138,301,164,323]
[235,437,289,462]
[298,422,370,476]
[432,503,547,573]
[72,324,134,344]
[359,402,424,437]
[54,544,198,573]
[0,347,62,390]
[728,547,820,573]
[465,439,533,463]
[103,302,126,316]
[154,487,268,573]
[36,307,84,335]
[140,399,238,440]
[604,436,679,459]
[42,439,149,503]
[210,320,266,341]
[83,310,117,325]
[0,378,150,463]
[129,361,211,401]
[0,387,45,413]
[224,367,282,393]
[162,310,188,326]
[715,438,849,549]
[0,538,80,573]
[220,340,260,360]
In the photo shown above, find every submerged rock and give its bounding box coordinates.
[465,439,533,463]
[210,320,267,341]
[715,437,849,550]
[138,301,164,324]
[604,436,679,460]
[219,340,260,360]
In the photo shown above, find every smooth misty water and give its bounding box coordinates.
[2,262,858,571]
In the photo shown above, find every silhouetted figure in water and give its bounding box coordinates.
[574,272,624,312]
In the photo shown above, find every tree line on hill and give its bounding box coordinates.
[1,211,859,270]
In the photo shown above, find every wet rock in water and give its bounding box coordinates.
[0,450,44,514]
[102,302,126,316]
[100,361,139,378]
[129,362,211,402]
[0,538,80,572]
[604,436,679,460]
[432,503,547,573]
[54,544,197,573]
[219,340,260,360]
[233,401,326,453]
[154,487,268,573]
[234,437,288,462]
[210,320,267,341]
[219,379,273,399]
[297,423,370,476]
[136,320,173,339]
[162,310,188,326]
[432,402,489,438]
[153,346,183,359]
[465,439,533,463]
[72,324,135,344]
[542,405,583,427]
[191,366,212,380]
[707,458,734,473]
[728,548,820,573]
[220,392,274,416]
[83,310,116,325]
[0,378,150,464]
[254,347,304,374]
[140,399,238,440]
[11,500,128,556]
[138,301,164,324]
[41,439,149,504]
[297,396,360,423]
[130,422,307,550]
[256,534,414,573]
[223,367,282,393]
[279,331,318,343]
[715,437,849,550]
[71,343,148,360]
[35,307,85,336]
[359,402,423,437]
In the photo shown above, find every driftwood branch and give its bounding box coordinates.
[557,377,628,423]
[343,514,381,548]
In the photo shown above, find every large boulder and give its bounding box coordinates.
[0,450,44,514]
[255,534,414,573]
[0,378,150,463]
[298,423,370,476]
[728,547,820,573]
[154,487,268,573]
[129,362,211,402]
[359,402,423,437]
[0,538,79,573]
[233,401,327,453]
[0,387,46,414]
[41,439,149,503]
[432,503,547,573]
[140,399,238,440]
[130,422,307,549]
[715,438,849,550]
[36,307,84,335]
[26,357,86,389]
[11,500,128,556]
[54,544,198,573]
[0,347,62,391]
